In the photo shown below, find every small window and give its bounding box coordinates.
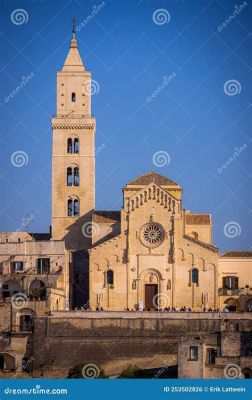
[106,270,114,285]
[20,315,33,332]
[74,138,79,154]
[11,261,24,272]
[192,268,199,284]
[68,199,73,216]
[74,167,79,186]
[67,138,72,153]
[67,167,73,186]
[223,276,238,289]
[190,346,198,361]
[36,258,50,274]
[207,348,217,365]
[72,92,76,102]
[73,199,79,216]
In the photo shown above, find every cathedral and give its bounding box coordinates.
[0,28,251,318]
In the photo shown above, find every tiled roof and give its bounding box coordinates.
[93,211,121,223]
[127,171,179,186]
[186,214,211,225]
[184,235,219,253]
[220,251,252,258]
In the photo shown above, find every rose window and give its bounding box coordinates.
[140,222,165,248]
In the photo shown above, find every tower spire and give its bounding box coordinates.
[70,17,77,48]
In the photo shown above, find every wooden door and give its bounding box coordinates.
[145,284,158,310]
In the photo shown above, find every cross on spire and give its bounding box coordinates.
[70,17,77,48]
[72,17,76,34]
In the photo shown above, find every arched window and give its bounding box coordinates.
[67,138,72,154]
[67,167,73,186]
[73,199,79,216]
[191,231,199,240]
[20,315,33,332]
[29,280,46,300]
[74,167,79,186]
[71,92,76,102]
[74,138,79,153]
[68,199,73,216]
[106,270,114,285]
[192,268,199,284]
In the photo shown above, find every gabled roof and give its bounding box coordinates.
[186,214,211,225]
[220,251,252,258]
[127,171,179,187]
[93,211,121,223]
[184,234,219,253]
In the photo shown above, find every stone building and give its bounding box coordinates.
[0,28,251,377]
[89,173,219,311]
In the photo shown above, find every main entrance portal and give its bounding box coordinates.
[145,284,158,310]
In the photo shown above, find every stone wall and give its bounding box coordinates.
[32,313,252,378]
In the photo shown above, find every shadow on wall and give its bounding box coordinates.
[91,221,121,247]
[63,211,94,250]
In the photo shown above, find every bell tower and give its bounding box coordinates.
[51,25,96,250]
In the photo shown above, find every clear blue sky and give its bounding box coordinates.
[0,0,251,251]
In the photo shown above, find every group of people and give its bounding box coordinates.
[74,305,104,312]
[73,305,242,313]
[123,306,226,312]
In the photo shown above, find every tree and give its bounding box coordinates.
[118,364,143,378]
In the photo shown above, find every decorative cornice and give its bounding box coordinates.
[52,124,95,130]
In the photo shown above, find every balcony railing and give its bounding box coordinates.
[218,288,251,296]
[52,113,94,119]
[0,267,63,276]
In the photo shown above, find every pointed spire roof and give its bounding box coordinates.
[62,21,85,72]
